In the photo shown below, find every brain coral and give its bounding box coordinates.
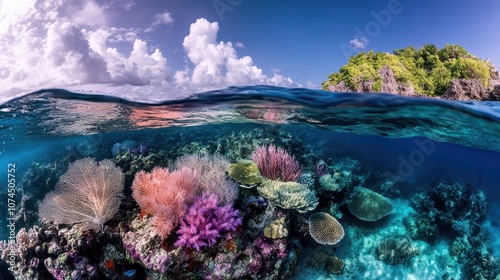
[263,217,288,239]
[348,187,394,221]
[308,212,344,245]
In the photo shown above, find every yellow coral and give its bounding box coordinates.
[229,159,262,187]
[263,217,288,239]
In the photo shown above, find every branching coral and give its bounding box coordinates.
[132,166,199,238]
[252,145,302,182]
[257,179,318,213]
[376,237,419,265]
[175,192,242,251]
[174,153,239,205]
[407,182,487,239]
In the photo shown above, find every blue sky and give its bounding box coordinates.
[0,0,499,103]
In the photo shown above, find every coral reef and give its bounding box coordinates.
[174,153,239,205]
[111,140,138,156]
[252,144,302,182]
[307,253,345,274]
[264,217,288,239]
[376,237,419,265]
[318,171,352,192]
[348,187,394,222]
[175,193,242,251]
[405,182,488,239]
[121,211,300,279]
[0,223,137,280]
[112,148,168,176]
[308,212,344,245]
[314,160,330,178]
[210,127,311,165]
[451,233,500,279]
[6,160,68,230]
[131,166,199,238]
[6,122,498,280]
[229,159,262,187]
[38,158,125,231]
[257,179,318,213]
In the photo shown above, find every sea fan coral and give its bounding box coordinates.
[38,158,124,231]
[175,192,242,251]
[252,144,302,182]
[174,154,239,205]
[131,166,199,238]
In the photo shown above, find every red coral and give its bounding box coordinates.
[251,145,302,182]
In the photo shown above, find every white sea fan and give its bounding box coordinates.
[38,158,124,231]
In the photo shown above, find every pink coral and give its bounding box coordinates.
[131,166,199,238]
[251,145,302,182]
[175,192,242,251]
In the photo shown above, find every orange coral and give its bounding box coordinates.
[131,167,199,238]
[224,239,237,252]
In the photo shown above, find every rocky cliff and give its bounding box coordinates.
[327,65,500,101]
[328,65,422,97]
[324,44,498,101]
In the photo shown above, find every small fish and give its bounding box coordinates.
[123,269,136,277]
[245,196,267,206]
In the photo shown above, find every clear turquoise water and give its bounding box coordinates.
[0,86,499,279]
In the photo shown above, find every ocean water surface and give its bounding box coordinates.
[0,86,499,279]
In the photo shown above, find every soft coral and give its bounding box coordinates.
[175,192,242,251]
[131,166,199,238]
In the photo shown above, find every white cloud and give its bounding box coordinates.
[0,0,168,100]
[0,5,294,104]
[145,11,174,32]
[306,81,319,88]
[152,11,174,26]
[235,42,245,48]
[271,67,283,74]
[176,18,295,90]
[102,0,135,11]
[349,37,368,49]
[71,0,107,26]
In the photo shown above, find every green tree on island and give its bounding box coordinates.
[323,44,495,96]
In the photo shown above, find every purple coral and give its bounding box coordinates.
[175,192,242,251]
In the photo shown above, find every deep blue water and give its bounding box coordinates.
[1,86,500,279]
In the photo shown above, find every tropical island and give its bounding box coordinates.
[322,44,500,101]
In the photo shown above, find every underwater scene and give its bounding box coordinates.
[0,87,499,279]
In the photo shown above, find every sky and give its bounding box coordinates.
[0,0,499,103]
